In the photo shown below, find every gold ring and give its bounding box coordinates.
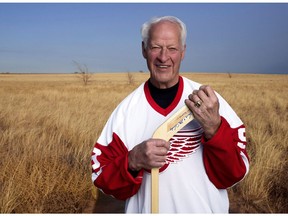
[194,100,202,108]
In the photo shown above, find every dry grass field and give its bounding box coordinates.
[0,72,287,213]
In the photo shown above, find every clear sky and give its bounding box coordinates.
[0,3,288,74]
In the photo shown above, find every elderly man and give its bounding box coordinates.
[91,16,249,213]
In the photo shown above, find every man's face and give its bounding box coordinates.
[142,21,186,89]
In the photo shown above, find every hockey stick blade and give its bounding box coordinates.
[151,105,194,213]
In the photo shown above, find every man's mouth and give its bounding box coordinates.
[156,65,170,68]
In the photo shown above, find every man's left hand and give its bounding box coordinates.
[185,85,221,140]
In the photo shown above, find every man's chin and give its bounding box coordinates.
[155,72,172,81]
[151,71,178,87]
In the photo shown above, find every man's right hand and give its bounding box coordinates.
[128,139,170,171]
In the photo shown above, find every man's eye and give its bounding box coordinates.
[169,47,177,51]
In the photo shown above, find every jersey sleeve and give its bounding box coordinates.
[202,116,249,189]
[91,84,149,200]
[91,132,143,200]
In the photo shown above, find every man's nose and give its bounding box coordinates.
[158,48,169,62]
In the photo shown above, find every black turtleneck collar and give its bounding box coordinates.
[148,79,179,109]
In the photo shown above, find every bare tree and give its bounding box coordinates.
[73,60,92,85]
[227,71,232,78]
[127,72,135,85]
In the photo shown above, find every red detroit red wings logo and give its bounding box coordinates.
[167,127,202,163]
[159,127,202,172]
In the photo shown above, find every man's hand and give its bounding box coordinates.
[128,139,170,171]
[185,85,221,140]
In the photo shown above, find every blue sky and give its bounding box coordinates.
[0,3,288,74]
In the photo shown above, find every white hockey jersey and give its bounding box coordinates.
[91,76,249,213]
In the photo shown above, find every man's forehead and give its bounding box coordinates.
[148,22,182,45]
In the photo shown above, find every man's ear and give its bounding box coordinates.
[142,41,147,59]
[181,44,186,61]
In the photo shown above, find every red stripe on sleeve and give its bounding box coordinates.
[92,133,143,200]
[202,117,249,188]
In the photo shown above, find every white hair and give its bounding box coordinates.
[141,16,187,49]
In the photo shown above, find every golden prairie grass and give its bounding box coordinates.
[0,72,287,213]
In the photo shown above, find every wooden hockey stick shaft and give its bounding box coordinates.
[151,105,194,213]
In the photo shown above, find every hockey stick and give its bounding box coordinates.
[151,105,194,213]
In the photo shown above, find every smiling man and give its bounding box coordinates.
[91,16,249,213]
[142,18,186,89]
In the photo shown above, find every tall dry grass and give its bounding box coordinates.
[0,72,287,213]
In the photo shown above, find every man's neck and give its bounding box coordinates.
[148,79,179,109]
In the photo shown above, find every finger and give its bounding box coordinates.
[196,86,219,107]
[152,161,166,169]
[192,89,199,96]
[155,145,170,156]
[193,89,209,104]
[154,155,168,164]
[185,97,202,111]
[199,85,216,98]
[188,93,196,102]
[185,98,195,110]
[148,153,167,168]
[197,89,209,104]
[154,139,168,147]
[190,91,201,103]
[189,92,206,110]
[199,86,219,108]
